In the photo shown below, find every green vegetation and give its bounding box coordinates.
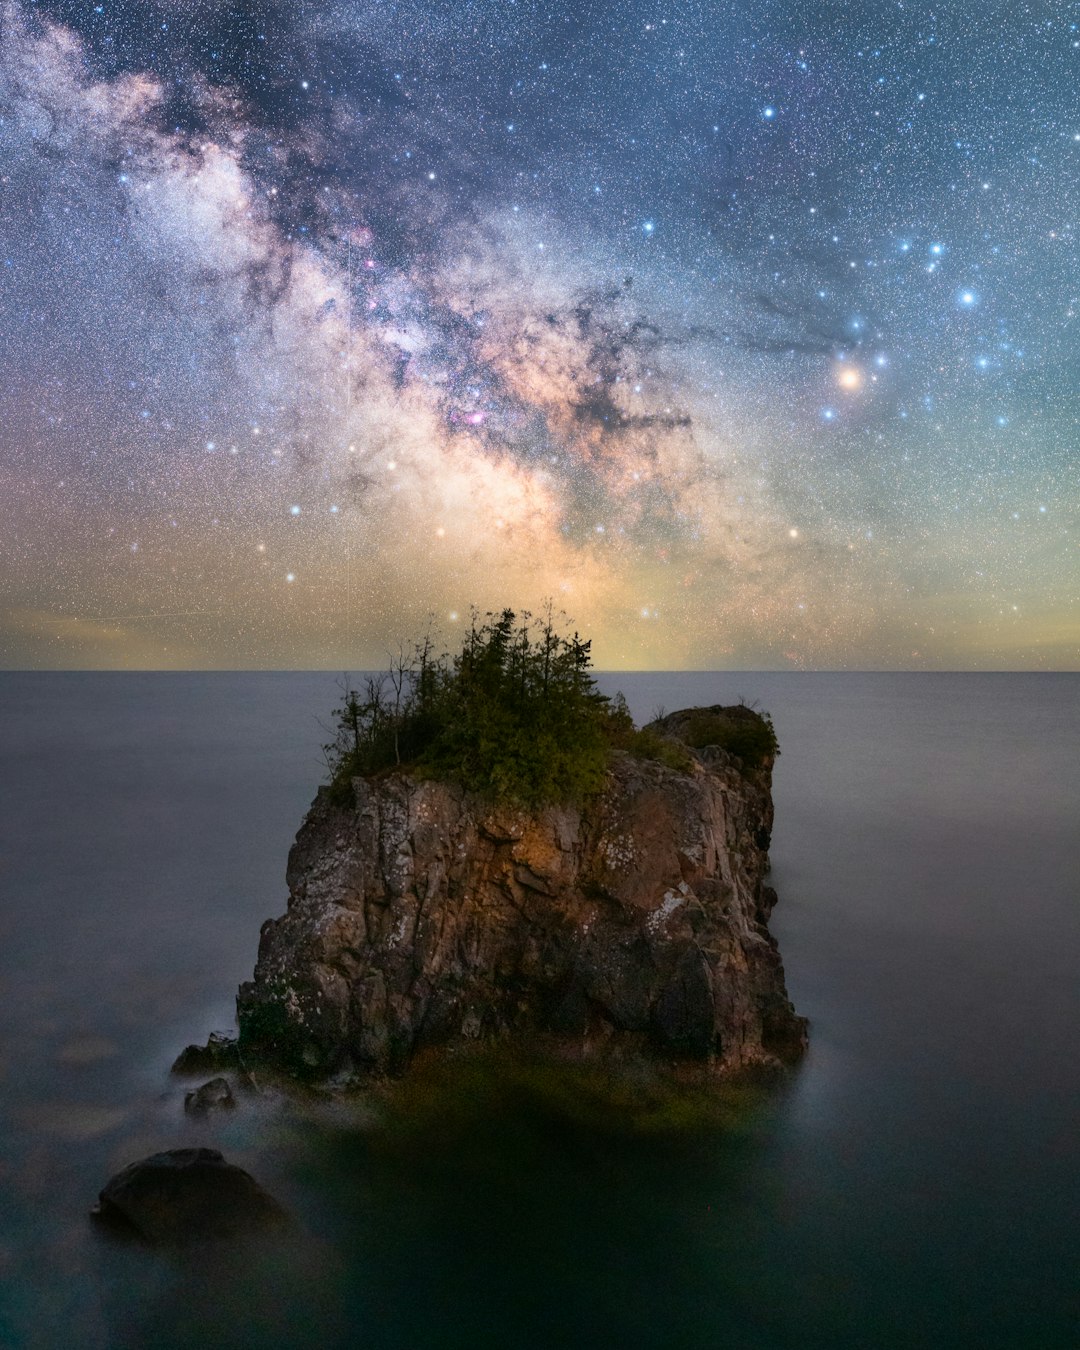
[615,724,695,774]
[324,609,777,806]
[325,609,621,807]
[679,709,779,770]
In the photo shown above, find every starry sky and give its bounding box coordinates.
[1,0,1077,669]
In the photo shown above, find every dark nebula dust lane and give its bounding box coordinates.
[1,0,1076,668]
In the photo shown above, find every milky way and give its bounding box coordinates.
[1,0,1077,668]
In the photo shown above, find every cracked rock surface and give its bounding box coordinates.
[237,708,807,1080]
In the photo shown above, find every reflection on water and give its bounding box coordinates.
[1,673,1078,1349]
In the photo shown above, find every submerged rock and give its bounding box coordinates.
[92,1148,287,1244]
[184,1076,236,1115]
[236,706,807,1082]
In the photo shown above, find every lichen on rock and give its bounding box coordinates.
[236,706,807,1082]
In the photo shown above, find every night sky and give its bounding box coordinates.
[1,0,1077,669]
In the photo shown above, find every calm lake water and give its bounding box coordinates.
[0,672,1077,1349]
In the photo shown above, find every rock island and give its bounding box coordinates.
[234,626,806,1081]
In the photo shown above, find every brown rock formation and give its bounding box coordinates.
[236,707,807,1080]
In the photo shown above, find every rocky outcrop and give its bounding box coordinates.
[171,1031,239,1076]
[236,707,807,1081]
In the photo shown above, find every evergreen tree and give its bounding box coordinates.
[325,609,618,806]
[323,609,778,806]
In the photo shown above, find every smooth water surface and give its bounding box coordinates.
[0,673,1077,1349]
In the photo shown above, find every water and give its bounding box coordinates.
[0,672,1077,1349]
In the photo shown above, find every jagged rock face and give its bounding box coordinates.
[237,713,807,1080]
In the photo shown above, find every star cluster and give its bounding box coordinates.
[0,0,1077,667]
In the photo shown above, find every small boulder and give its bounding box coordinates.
[92,1148,287,1244]
[171,1031,239,1076]
[183,1076,236,1116]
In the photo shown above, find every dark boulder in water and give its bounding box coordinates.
[92,1148,287,1244]
[183,1076,236,1115]
[171,1031,239,1076]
